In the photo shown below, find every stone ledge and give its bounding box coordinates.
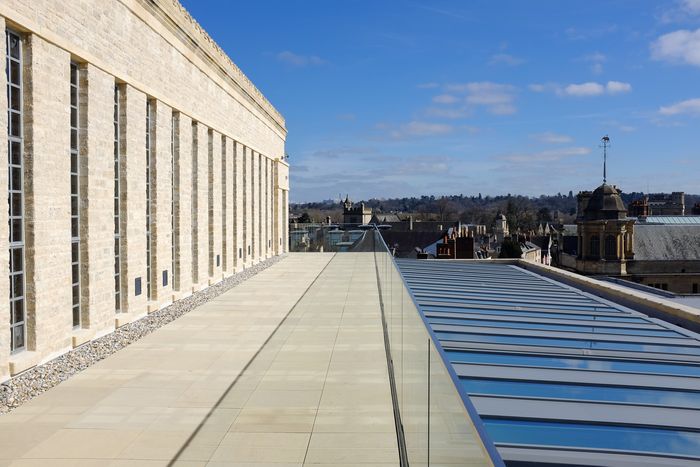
[115,311,148,328]
[9,351,40,376]
[71,328,96,348]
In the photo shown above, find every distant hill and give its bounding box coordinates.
[291,192,700,232]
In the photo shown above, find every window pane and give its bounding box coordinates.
[12,324,24,350]
[428,316,676,338]
[11,248,22,272]
[423,305,645,323]
[13,299,24,323]
[11,193,21,217]
[9,60,20,84]
[11,166,21,191]
[436,331,700,356]
[445,350,700,377]
[483,418,700,458]
[8,35,20,60]
[9,111,20,137]
[10,141,21,165]
[461,378,700,409]
[11,218,22,243]
[12,275,22,298]
[9,86,20,111]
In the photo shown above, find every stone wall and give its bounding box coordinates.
[0,1,288,380]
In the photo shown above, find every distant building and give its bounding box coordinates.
[370,213,402,223]
[493,212,509,243]
[555,184,700,294]
[575,184,636,275]
[341,195,372,225]
[630,192,685,216]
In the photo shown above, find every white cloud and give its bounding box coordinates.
[432,94,460,104]
[528,83,548,93]
[659,98,700,116]
[425,107,472,119]
[377,121,455,140]
[582,52,607,62]
[606,81,632,94]
[591,63,604,75]
[445,82,517,115]
[276,51,325,67]
[684,0,700,13]
[489,53,525,66]
[502,147,591,163]
[533,81,632,97]
[531,132,573,144]
[660,1,700,23]
[562,82,605,96]
[651,28,700,66]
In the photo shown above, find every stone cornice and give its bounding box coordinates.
[144,0,286,134]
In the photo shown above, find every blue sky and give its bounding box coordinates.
[181,0,700,203]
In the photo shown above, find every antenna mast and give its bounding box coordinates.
[601,135,610,184]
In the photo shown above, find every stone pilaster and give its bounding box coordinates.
[274,159,289,254]
[151,99,173,308]
[192,122,208,290]
[223,137,234,276]
[266,157,272,258]
[23,35,72,356]
[243,145,251,266]
[256,152,262,261]
[78,63,115,337]
[209,130,222,283]
[117,84,148,323]
[234,141,243,270]
[172,112,192,298]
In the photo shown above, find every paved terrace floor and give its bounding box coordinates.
[0,253,399,466]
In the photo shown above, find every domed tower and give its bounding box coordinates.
[493,212,509,243]
[576,183,635,274]
[575,136,636,275]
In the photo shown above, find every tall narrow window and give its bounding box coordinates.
[146,100,153,299]
[70,62,81,328]
[589,235,600,259]
[7,31,25,351]
[114,85,122,312]
[605,234,617,259]
[171,112,177,291]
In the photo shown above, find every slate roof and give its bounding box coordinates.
[370,213,403,223]
[379,231,445,258]
[633,225,700,261]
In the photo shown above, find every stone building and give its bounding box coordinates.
[0,1,289,381]
[493,212,509,243]
[554,184,700,294]
[575,184,636,275]
[341,195,372,225]
[629,192,685,217]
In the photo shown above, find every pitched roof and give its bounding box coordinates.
[371,213,403,223]
[379,231,445,258]
[633,225,700,261]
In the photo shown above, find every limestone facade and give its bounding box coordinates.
[0,0,289,381]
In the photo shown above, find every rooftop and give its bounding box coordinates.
[3,237,700,465]
[396,258,700,466]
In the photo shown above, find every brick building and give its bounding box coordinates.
[1,1,289,380]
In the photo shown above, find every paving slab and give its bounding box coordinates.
[0,253,400,466]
